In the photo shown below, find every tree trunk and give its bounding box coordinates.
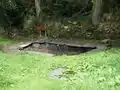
[34,0,41,20]
[92,0,103,25]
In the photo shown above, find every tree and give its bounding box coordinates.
[92,0,104,25]
[34,0,41,21]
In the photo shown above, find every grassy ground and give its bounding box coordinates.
[0,37,16,45]
[0,37,120,90]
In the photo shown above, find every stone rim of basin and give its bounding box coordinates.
[18,41,98,55]
[24,51,54,56]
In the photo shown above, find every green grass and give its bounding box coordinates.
[0,37,120,90]
[0,37,17,45]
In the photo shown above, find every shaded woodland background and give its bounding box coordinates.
[0,0,120,40]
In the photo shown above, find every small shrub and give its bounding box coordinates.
[22,15,36,36]
[96,21,120,39]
